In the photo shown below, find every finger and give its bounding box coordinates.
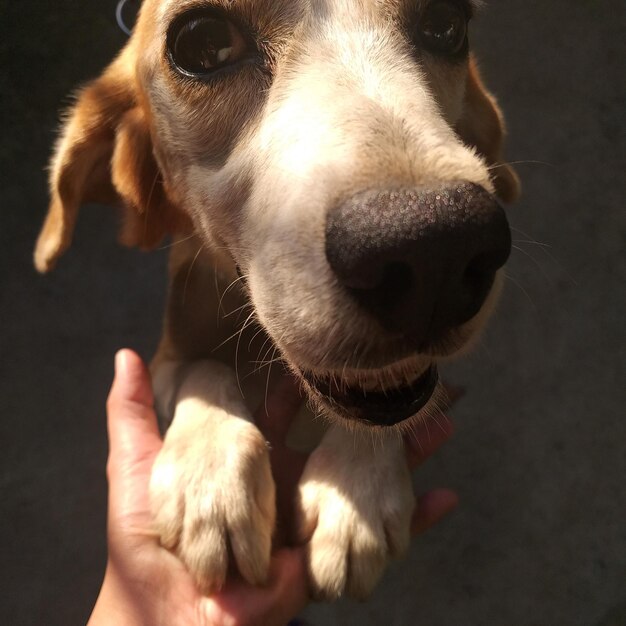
[405,414,454,469]
[107,350,162,461]
[249,549,309,625]
[204,548,309,626]
[411,488,459,535]
[254,370,304,444]
[106,350,163,531]
[110,349,154,407]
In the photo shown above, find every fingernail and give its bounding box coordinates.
[114,350,127,376]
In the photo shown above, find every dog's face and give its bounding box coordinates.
[36,0,519,429]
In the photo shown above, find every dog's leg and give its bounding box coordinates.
[149,359,275,592]
[297,424,414,600]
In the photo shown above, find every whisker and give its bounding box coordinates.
[258,339,279,372]
[423,413,431,445]
[223,302,251,319]
[246,339,276,377]
[244,329,287,380]
[142,171,160,242]
[411,419,425,456]
[513,239,552,249]
[487,159,555,170]
[245,355,284,375]
[510,226,550,247]
[182,245,204,307]
[263,347,278,418]
[504,271,536,310]
[512,244,552,282]
[429,408,449,435]
[247,325,268,353]
[234,310,258,397]
[217,273,249,317]
[512,228,578,286]
[156,232,198,251]
[211,310,255,353]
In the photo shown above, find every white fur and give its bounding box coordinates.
[298,425,414,599]
[149,360,275,591]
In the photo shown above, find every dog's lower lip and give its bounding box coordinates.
[303,365,439,427]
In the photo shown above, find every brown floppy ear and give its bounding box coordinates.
[111,105,191,250]
[456,56,521,203]
[34,51,190,273]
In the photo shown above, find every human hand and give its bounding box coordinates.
[88,350,458,626]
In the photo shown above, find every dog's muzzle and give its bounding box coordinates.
[310,182,510,427]
[325,182,512,349]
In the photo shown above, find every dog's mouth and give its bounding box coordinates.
[301,363,439,427]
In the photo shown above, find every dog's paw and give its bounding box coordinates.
[297,427,414,600]
[149,416,275,592]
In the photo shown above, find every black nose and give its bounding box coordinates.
[325,183,511,346]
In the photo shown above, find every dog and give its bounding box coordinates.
[35,0,519,601]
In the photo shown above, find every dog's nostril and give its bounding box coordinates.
[349,261,415,316]
[462,254,495,295]
[381,262,414,300]
[456,255,498,323]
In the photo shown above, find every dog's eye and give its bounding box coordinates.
[168,12,248,76]
[419,1,468,56]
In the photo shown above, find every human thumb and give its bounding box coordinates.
[106,350,162,534]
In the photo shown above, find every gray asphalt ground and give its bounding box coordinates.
[1,1,624,625]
